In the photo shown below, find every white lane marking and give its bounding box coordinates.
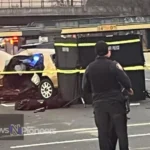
[77,124,150,134]
[0,101,43,107]
[130,103,140,106]
[25,123,30,125]
[24,128,95,136]
[145,78,150,81]
[36,123,54,126]
[128,122,150,127]
[10,133,150,149]
[1,102,140,107]
[77,130,97,134]
[21,122,150,136]
[129,133,150,137]
[1,103,15,107]
[10,138,97,149]
[132,147,150,150]
[35,121,75,126]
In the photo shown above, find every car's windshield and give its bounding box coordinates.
[20,43,54,49]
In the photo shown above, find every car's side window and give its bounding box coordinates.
[51,54,56,64]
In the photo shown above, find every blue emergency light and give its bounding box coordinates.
[21,53,42,67]
[29,54,41,67]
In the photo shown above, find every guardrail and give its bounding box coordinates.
[0,0,84,8]
[1,15,149,29]
[0,20,150,32]
[30,15,150,28]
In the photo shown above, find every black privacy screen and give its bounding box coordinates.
[54,37,79,69]
[78,34,146,101]
[54,35,146,102]
[78,34,145,68]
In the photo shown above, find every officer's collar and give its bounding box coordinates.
[96,55,109,60]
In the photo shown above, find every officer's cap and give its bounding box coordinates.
[95,41,108,56]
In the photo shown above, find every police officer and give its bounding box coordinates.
[109,122,117,150]
[82,41,134,150]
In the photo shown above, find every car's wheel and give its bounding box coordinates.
[39,78,54,100]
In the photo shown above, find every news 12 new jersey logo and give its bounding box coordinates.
[9,124,22,135]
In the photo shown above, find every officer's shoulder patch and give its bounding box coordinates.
[116,63,123,70]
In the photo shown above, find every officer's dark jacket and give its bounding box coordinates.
[82,56,132,104]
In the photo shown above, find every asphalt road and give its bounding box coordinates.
[0,71,150,150]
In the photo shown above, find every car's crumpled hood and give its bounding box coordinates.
[0,48,56,79]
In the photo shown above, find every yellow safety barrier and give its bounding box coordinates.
[0,69,80,75]
[0,70,56,75]
[79,66,150,73]
[124,66,146,71]
[0,65,150,75]
[54,39,140,47]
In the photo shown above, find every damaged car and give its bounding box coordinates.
[0,45,58,101]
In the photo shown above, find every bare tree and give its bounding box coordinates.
[66,0,74,6]
[71,0,73,6]
[66,0,69,6]
[86,0,150,15]
[135,0,150,15]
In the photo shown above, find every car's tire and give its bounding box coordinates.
[39,78,54,100]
